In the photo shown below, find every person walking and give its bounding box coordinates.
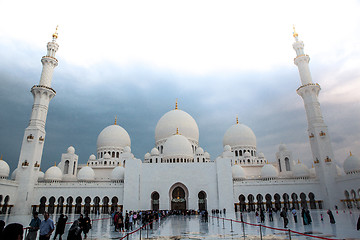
[25,212,41,240]
[53,213,68,240]
[280,208,289,228]
[39,212,55,240]
[327,209,336,224]
[82,213,91,239]
[67,220,82,240]
[291,208,297,223]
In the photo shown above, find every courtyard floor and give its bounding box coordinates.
[1,209,359,239]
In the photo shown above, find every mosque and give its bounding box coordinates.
[0,27,359,216]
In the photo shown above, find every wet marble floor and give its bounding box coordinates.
[1,209,359,239]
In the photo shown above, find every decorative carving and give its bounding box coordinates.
[325,156,332,163]
[319,131,326,137]
[309,133,314,138]
[39,136,44,141]
[314,158,319,164]
[34,161,40,168]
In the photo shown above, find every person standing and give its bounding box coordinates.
[67,220,82,240]
[291,208,297,223]
[260,209,265,223]
[268,208,273,222]
[26,212,41,240]
[2,223,24,240]
[53,213,68,240]
[280,208,289,228]
[81,213,91,239]
[357,215,360,230]
[255,211,260,223]
[305,209,312,224]
[327,209,336,224]
[129,212,133,230]
[39,212,55,240]
[301,208,308,225]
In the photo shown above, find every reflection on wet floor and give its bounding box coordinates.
[0,210,360,239]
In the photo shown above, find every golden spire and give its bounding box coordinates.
[54,162,57,167]
[266,160,269,164]
[114,116,117,125]
[52,25,59,39]
[87,162,89,166]
[350,151,352,156]
[176,128,179,135]
[175,98,178,110]
[0,154,2,160]
[236,115,239,124]
[293,25,298,39]
[298,159,301,164]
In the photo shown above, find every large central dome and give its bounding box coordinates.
[155,109,199,144]
[97,124,131,150]
[223,123,256,148]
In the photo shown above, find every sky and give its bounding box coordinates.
[0,0,360,173]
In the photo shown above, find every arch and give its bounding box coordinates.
[283,193,290,210]
[1,195,9,214]
[111,196,118,212]
[308,192,316,209]
[265,194,272,210]
[102,197,109,214]
[239,195,246,212]
[151,191,160,211]
[57,196,64,214]
[278,159,282,172]
[64,160,70,174]
[291,193,299,210]
[93,196,100,214]
[256,194,264,210]
[75,196,82,214]
[274,194,281,210]
[39,196,46,214]
[66,197,73,214]
[48,196,56,214]
[248,194,255,211]
[198,191,207,211]
[351,189,358,208]
[84,196,91,214]
[285,158,290,171]
[300,192,307,209]
[169,182,188,211]
[73,162,76,175]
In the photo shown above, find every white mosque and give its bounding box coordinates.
[0,27,359,216]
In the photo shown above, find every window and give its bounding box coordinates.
[285,157,290,171]
[235,151,238,157]
[64,160,69,174]
[278,159,282,172]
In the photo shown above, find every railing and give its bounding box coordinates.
[210,215,342,240]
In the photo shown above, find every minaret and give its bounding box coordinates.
[13,27,59,215]
[293,26,338,208]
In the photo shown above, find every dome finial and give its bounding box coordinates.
[293,25,298,40]
[175,98,178,110]
[236,115,239,124]
[114,116,117,125]
[350,151,352,156]
[52,25,59,40]
[176,128,179,135]
[54,162,57,167]
[0,154,2,160]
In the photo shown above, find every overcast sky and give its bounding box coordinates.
[0,0,360,173]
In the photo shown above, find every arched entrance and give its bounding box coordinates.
[151,192,160,210]
[198,191,207,211]
[169,183,188,211]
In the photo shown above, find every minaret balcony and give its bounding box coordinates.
[31,85,56,95]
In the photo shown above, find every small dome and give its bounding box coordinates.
[293,162,310,178]
[309,167,316,178]
[244,151,251,158]
[44,166,63,181]
[204,152,210,159]
[144,153,151,159]
[336,165,344,176]
[258,152,265,158]
[261,164,278,179]
[279,144,287,152]
[97,124,131,150]
[163,134,193,158]
[104,153,111,159]
[224,145,231,152]
[77,166,95,181]
[232,165,245,179]
[124,146,131,153]
[38,170,45,181]
[196,147,204,155]
[0,159,10,178]
[67,146,75,154]
[11,168,18,180]
[151,148,159,156]
[343,153,360,174]
[89,154,96,161]
[223,123,256,148]
[111,166,125,181]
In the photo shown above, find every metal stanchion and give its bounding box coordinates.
[259,224,263,240]
[147,224,149,238]
[288,229,292,240]
[222,218,225,229]
[242,221,245,238]
[139,227,142,240]
[230,219,233,232]
[217,216,219,226]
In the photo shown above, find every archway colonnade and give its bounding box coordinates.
[343,188,360,209]
[235,192,321,212]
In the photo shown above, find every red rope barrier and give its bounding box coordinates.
[210,215,342,240]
